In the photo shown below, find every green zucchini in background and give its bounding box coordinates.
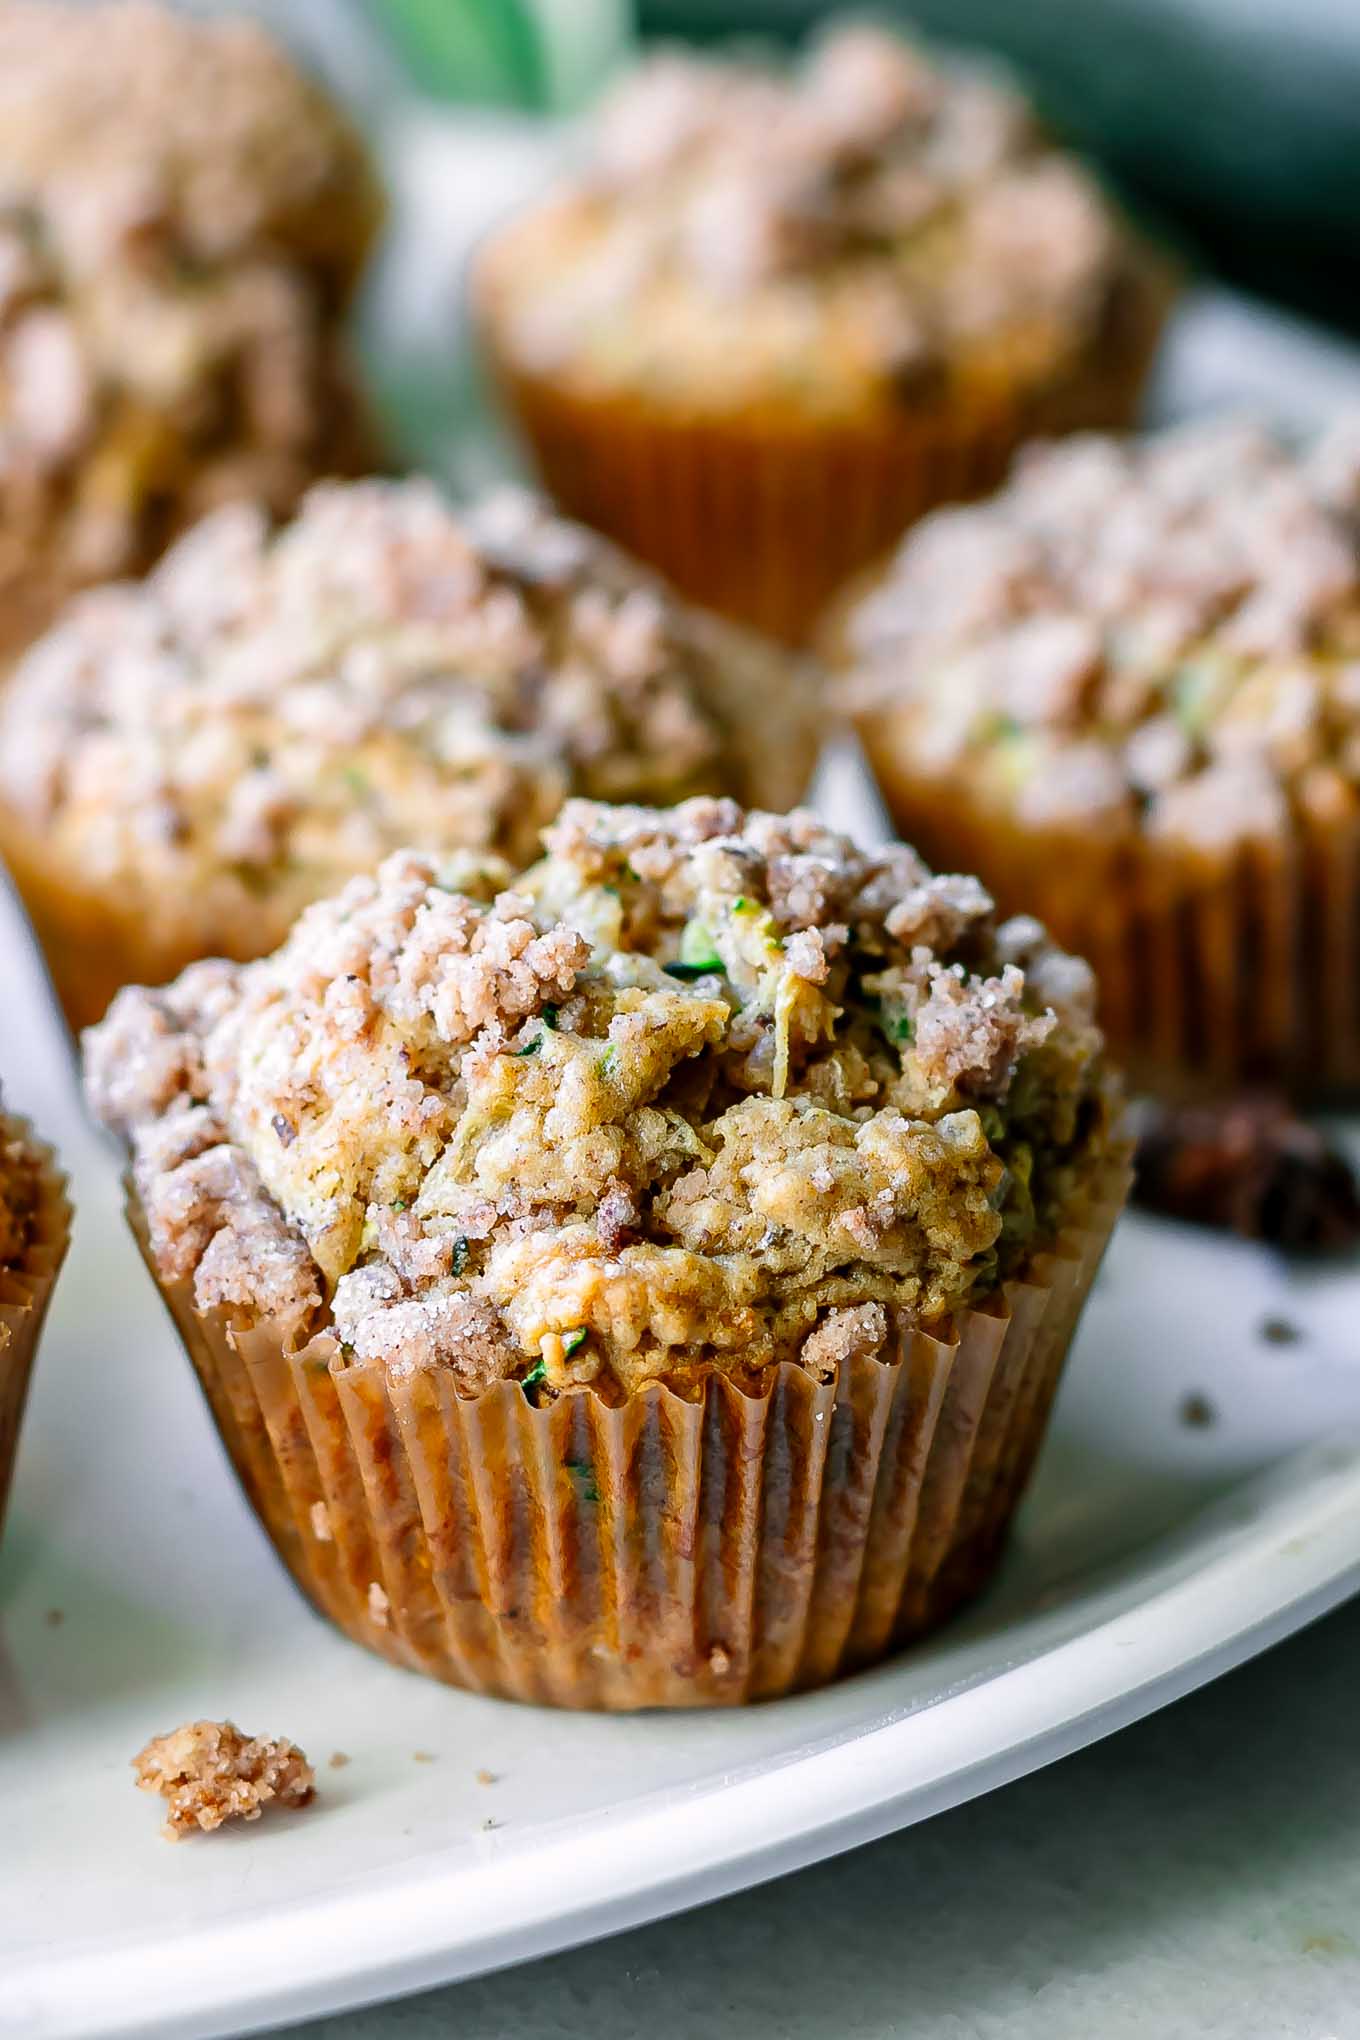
[639,0,1360,338]
[380,0,633,110]
[380,0,545,105]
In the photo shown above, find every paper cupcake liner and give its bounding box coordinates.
[128,1154,1128,1710]
[482,264,1170,646]
[859,747,1360,1099]
[0,1121,71,1535]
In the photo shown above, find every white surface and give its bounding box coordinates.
[3,738,1360,2039]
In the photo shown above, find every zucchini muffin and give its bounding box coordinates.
[0,479,819,1032]
[477,20,1171,643]
[0,0,382,661]
[87,796,1127,1707]
[0,1092,70,1537]
[840,414,1360,1096]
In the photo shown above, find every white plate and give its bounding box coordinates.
[6,113,1360,2040]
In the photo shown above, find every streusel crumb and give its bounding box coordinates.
[0,0,381,647]
[481,21,1146,416]
[88,797,1117,1398]
[0,483,817,968]
[845,415,1360,846]
[132,1719,315,1840]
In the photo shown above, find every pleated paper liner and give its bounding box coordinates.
[128,1153,1129,1710]
[0,1122,71,1535]
[479,258,1172,648]
[858,736,1360,1101]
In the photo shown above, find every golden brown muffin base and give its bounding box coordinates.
[481,258,1173,646]
[860,739,1360,1101]
[0,802,296,1035]
[127,1152,1128,1710]
[0,1120,71,1536]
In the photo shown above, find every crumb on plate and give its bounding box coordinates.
[133,1719,315,1840]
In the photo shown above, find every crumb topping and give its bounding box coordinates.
[845,415,1360,846]
[132,1719,314,1840]
[0,0,380,614]
[480,22,1145,414]
[0,1094,41,1347]
[88,799,1116,1398]
[0,481,816,950]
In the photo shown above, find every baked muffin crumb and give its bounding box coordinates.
[133,1719,314,1840]
[845,414,1360,846]
[89,797,1118,1399]
[481,21,1146,417]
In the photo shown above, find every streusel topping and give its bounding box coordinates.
[88,799,1116,1399]
[0,0,380,604]
[0,1107,38,1271]
[480,22,1142,414]
[845,416,1360,847]
[0,482,815,946]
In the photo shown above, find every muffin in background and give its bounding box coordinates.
[476,20,1171,644]
[87,796,1127,1708]
[0,1093,70,1538]
[0,480,820,1031]
[0,0,383,662]
[838,414,1360,1098]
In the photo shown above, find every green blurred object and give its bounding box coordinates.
[382,0,634,110]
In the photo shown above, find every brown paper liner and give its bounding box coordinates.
[128,1153,1128,1709]
[480,259,1171,646]
[0,1120,71,1535]
[859,738,1360,1100]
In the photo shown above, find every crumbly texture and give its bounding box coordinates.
[843,416,1360,848]
[132,1719,315,1840]
[0,1096,41,1353]
[0,481,817,961]
[88,799,1117,1399]
[0,0,381,648]
[479,22,1153,418]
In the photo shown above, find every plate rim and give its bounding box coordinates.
[14,1439,1360,2040]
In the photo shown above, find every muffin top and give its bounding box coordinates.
[479,21,1147,417]
[0,481,817,950]
[0,0,380,594]
[844,416,1360,849]
[0,1,377,286]
[87,797,1117,1400]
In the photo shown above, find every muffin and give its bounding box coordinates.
[476,21,1171,644]
[0,1093,70,1537]
[839,415,1360,1098]
[86,796,1127,1708]
[0,479,820,1033]
[0,0,383,662]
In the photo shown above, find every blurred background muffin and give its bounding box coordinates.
[87,795,1127,1706]
[0,478,820,1031]
[837,414,1360,1099]
[476,19,1171,642]
[0,0,383,663]
[0,1089,69,1539]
